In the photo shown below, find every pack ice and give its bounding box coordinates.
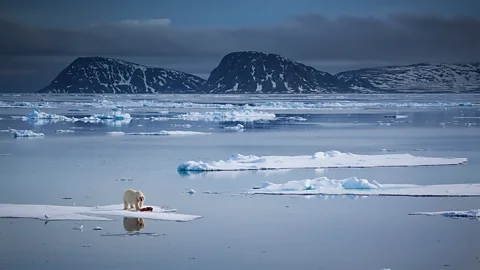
[177,150,467,172]
[175,109,276,122]
[248,177,480,197]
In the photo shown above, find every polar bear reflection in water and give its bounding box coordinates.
[123,217,145,232]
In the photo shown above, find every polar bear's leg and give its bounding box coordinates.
[134,201,141,211]
[123,198,128,210]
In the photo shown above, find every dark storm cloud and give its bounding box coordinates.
[0,14,479,63]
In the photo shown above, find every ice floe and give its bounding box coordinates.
[177,150,467,172]
[12,130,45,138]
[55,129,75,133]
[21,109,74,125]
[0,203,202,222]
[175,110,276,122]
[107,131,126,136]
[127,131,211,136]
[248,177,480,197]
[93,111,132,121]
[224,124,245,131]
[409,209,480,219]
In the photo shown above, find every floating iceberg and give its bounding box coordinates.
[248,177,480,197]
[224,124,245,131]
[175,110,276,122]
[12,130,45,138]
[177,150,467,172]
[127,131,211,136]
[409,209,480,219]
[0,203,202,222]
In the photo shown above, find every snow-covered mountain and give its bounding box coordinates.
[38,57,207,94]
[335,63,480,92]
[37,54,480,94]
[207,51,346,94]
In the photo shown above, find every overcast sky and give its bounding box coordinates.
[0,0,479,92]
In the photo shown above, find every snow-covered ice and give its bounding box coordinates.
[175,110,276,122]
[177,150,467,172]
[248,177,480,197]
[224,124,245,131]
[12,130,45,138]
[0,203,202,222]
[409,209,480,219]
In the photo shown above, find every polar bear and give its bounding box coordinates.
[123,217,145,232]
[123,189,145,211]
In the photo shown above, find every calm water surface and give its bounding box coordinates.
[0,94,479,270]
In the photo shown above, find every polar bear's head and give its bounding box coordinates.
[136,191,145,202]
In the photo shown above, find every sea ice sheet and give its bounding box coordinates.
[247,177,480,197]
[177,150,467,172]
[0,203,202,222]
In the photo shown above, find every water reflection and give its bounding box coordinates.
[123,217,145,232]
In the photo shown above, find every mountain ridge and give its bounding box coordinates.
[37,53,480,94]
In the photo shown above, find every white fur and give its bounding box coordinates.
[123,189,145,211]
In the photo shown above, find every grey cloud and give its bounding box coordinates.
[0,14,479,63]
[1,14,480,92]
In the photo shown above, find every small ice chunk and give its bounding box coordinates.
[186,189,196,195]
[12,130,44,138]
[73,224,83,231]
[224,124,245,131]
[55,129,74,133]
[93,226,103,230]
[107,131,126,136]
[82,244,92,248]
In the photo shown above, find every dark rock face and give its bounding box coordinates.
[207,51,347,94]
[38,57,207,94]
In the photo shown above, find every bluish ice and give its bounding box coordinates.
[0,93,479,270]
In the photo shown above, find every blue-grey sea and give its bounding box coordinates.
[0,93,479,270]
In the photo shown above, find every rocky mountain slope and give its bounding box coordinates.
[335,63,480,92]
[38,57,207,94]
[207,51,346,94]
